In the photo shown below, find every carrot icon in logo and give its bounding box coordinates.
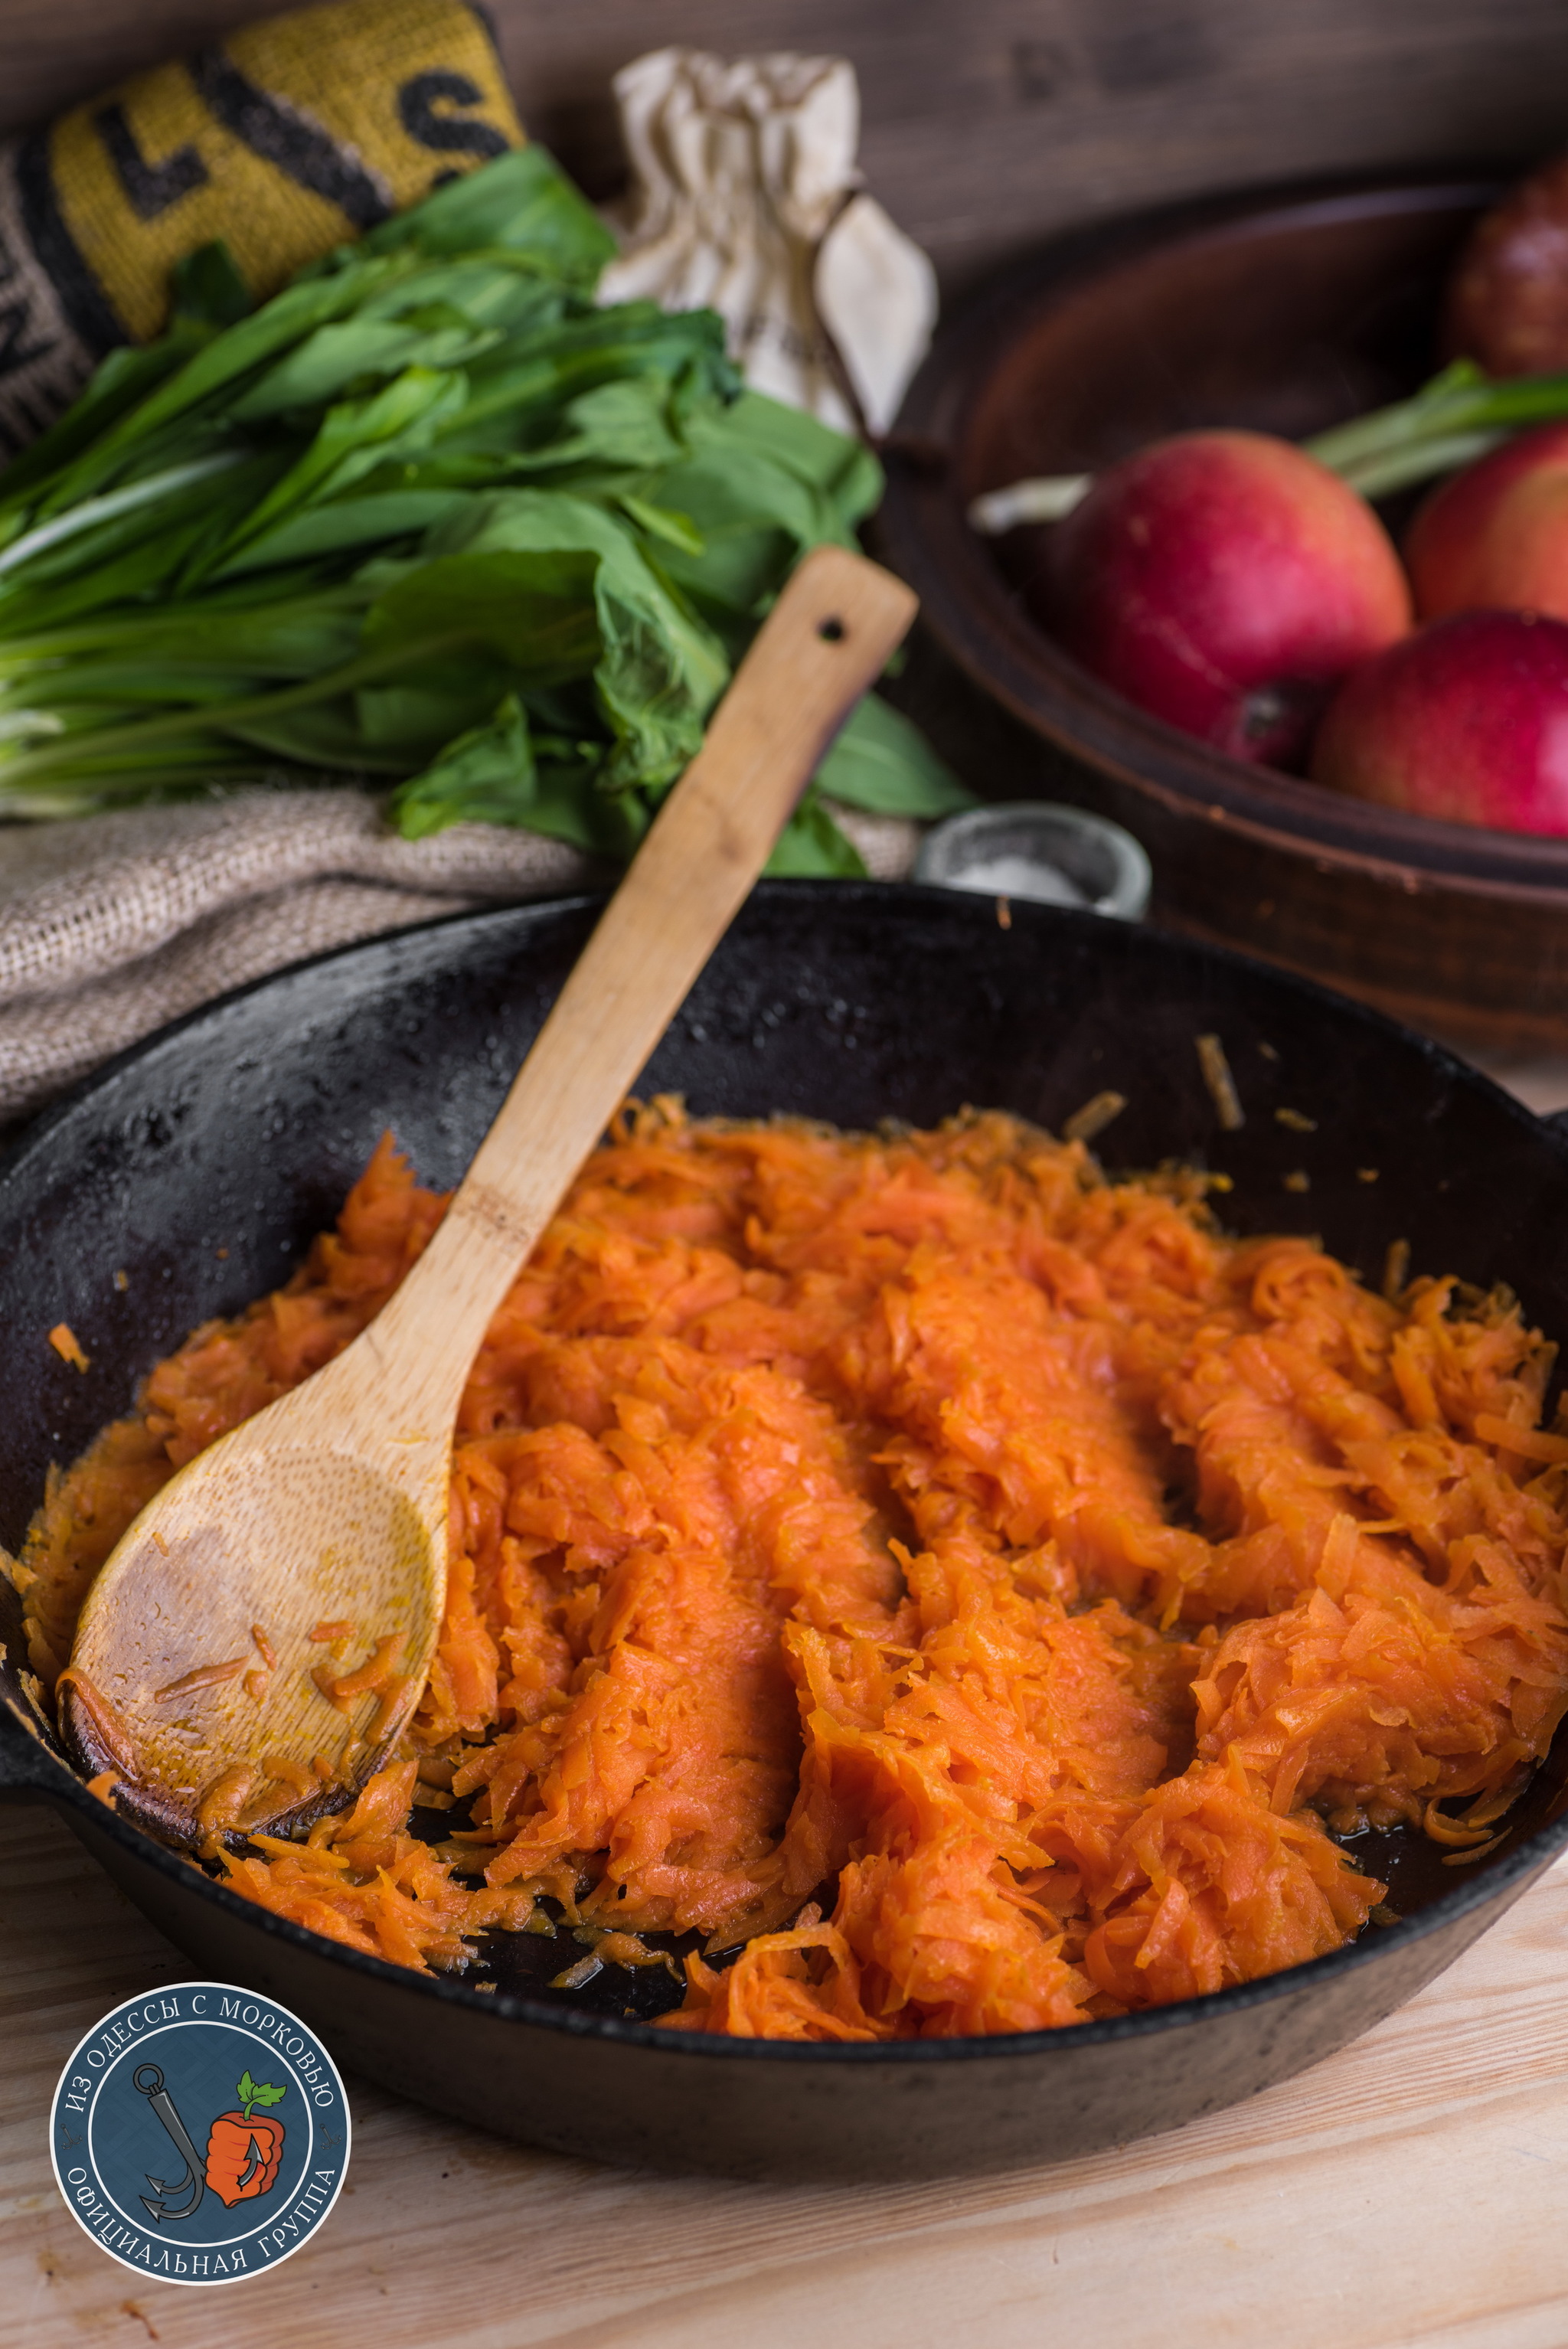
[204,2073,287,2207]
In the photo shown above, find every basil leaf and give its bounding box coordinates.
[814,694,974,818]
[171,239,255,330]
[359,145,616,284]
[766,788,868,877]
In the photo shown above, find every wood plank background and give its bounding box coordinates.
[8,4,1568,2341]
[2,0,1568,292]
[8,1795,1568,2349]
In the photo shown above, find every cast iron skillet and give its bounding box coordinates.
[5,882,1568,2181]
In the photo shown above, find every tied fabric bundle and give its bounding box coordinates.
[0,0,522,457]
[601,49,938,438]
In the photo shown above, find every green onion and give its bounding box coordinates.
[969,358,1568,534]
[0,145,969,874]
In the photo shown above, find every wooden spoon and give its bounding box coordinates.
[61,544,916,1848]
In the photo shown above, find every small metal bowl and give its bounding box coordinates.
[915,802,1152,920]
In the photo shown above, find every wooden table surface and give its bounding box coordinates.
[6,1799,1568,2349]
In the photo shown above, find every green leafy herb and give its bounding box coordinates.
[0,145,968,870]
[236,2072,286,2119]
[171,239,255,332]
[815,694,974,818]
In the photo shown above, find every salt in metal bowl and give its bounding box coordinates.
[914,802,1152,920]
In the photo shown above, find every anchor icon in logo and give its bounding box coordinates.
[132,2063,207,2223]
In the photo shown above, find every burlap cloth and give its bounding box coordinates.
[0,0,524,457]
[0,792,917,1124]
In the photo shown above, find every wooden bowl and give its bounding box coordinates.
[875,173,1568,1056]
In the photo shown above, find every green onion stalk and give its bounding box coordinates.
[967,358,1568,536]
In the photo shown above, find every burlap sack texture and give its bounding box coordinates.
[0,792,917,1123]
[0,0,522,456]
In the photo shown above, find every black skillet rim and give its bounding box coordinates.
[5,880,1568,2069]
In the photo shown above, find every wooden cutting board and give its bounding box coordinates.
[5,1799,1568,2349]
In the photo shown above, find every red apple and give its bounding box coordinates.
[1311,608,1568,835]
[1045,429,1413,766]
[1406,420,1568,622]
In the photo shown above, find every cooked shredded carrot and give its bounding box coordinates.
[155,1657,248,1703]
[592,1928,681,1975]
[1195,1035,1244,1130]
[86,1769,119,1807]
[260,1753,316,1800]
[195,1764,259,1854]
[1442,1829,1512,1866]
[326,1634,405,1701]
[25,1111,1568,2030]
[1063,1091,1126,1146]
[54,1668,132,1769]
[366,1673,416,1743]
[47,1324,89,1373]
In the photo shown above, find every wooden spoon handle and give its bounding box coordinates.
[349,542,916,1427]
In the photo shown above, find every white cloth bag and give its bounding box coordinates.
[598,47,937,436]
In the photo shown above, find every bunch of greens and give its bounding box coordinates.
[0,147,967,871]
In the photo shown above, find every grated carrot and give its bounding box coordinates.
[25,1112,1568,2030]
[260,1753,315,1800]
[47,1324,89,1373]
[326,1634,405,1700]
[1195,1034,1244,1129]
[155,1657,248,1702]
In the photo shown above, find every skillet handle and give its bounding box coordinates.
[0,1691,64,1804]
[1543,1109,1568,1146]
